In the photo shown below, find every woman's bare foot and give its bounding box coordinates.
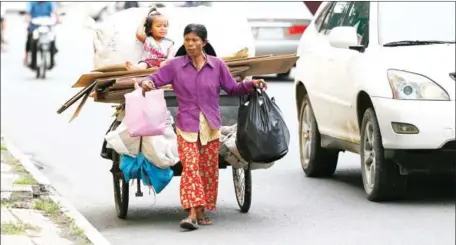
[125,61,140,71]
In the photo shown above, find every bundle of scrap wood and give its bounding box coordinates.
[56,51,298,121]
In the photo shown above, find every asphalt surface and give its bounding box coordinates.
[1,13,455,245]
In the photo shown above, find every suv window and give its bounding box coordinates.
[320,1,351,34]
[314,2,333,31]
[342,2,370,46]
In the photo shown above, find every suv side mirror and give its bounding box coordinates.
[328,26,359,50]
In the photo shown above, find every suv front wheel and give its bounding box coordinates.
[299,95,339,177]
[360,108,405,201]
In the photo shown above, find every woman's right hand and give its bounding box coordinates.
[139,79,155,92]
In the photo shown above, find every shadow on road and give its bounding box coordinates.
[330,169,455,203]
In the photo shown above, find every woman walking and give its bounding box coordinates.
[139,23,267,231]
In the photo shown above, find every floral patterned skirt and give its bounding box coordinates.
[177,135,220,211]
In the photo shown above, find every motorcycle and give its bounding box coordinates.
[30,16,56,79]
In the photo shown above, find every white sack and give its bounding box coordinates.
[105,111,179,169]
[142,111,179,169]
[105,122,140,156]
[91,6,256,69]
[92,8,151,68]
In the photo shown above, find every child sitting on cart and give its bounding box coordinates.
[125,8,174,71]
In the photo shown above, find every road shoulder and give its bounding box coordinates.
[1,135,111,245]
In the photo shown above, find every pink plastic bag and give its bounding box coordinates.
[124,86,167,137]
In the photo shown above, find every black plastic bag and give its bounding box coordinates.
[235,90,290,163]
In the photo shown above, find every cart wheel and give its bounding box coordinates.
[232,164,252,213]
[112,153,129,219]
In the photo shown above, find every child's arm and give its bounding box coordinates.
[135,18,147,43]
[159,43,175,67]
[166,44,175,60]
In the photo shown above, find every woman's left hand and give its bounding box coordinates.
[252,79,267,90]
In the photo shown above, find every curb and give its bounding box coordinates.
[2,135,112,245]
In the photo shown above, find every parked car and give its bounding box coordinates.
[1,2,27,15]
[294,1,455,201]
[229,2,317,78]
[162,5,255,59]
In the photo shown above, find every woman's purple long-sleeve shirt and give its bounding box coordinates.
[147,55,254,133]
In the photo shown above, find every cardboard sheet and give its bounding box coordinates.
[72,68,158,88]
[58,66,246,116]
[73,54,297,89]
[92,64,127,73]
[228,65,250,77]
[228,54,299,76]
[58,54,298,121]
[91,48,255,73]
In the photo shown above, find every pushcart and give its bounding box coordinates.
[98,80,253,219]
[56,54,299,220]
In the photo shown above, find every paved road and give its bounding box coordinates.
[1,13,455,245]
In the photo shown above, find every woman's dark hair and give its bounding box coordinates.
[175,23,217,57]
[144,8,166,38]
[184,23,208,42]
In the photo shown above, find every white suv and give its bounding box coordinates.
[294,1,455,201]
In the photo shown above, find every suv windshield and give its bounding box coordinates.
[378,2,455,45]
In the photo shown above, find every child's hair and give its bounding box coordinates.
[144,8,167,38]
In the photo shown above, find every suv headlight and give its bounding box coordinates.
[387,69,450,101]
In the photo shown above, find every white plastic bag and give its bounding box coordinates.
[105,122,140,156]
[219,134,247,169]
[142,111,179,169]
[104,110,179,170]
[91,8,151,68]
[223,133,248,169]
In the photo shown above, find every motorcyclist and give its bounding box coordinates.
[24,1,59,70]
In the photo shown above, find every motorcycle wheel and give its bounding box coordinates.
[36,49,46,79]
[35,55,40,79]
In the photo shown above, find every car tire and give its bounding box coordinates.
[299,95,339,177]
[360,108,406,202]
